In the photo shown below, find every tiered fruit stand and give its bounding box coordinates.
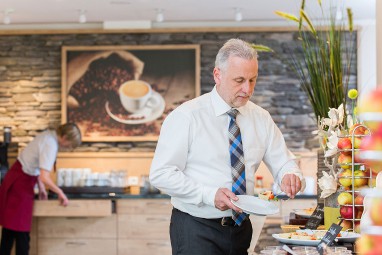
[337,124,372,233]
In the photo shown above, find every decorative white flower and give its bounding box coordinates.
[337,104,344,124]
[318,171,338,198]
[323,104,344,128]
[324,131,339,157]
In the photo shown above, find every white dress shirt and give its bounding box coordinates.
[150,86,304,219]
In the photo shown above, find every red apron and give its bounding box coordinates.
[0,160,37,232]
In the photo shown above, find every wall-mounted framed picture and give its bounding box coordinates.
[61,45,200,142]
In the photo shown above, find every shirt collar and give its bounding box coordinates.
[211,86,247,117]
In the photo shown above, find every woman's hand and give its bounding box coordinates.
[40,168,69,206]
[58,191,69,207]
[39,189,48,200]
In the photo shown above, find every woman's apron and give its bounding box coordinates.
[0,161,37,232]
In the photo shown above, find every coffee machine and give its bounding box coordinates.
[0,126,11,184]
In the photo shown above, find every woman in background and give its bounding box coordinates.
[0,123,82,255]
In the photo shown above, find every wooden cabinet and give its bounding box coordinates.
[38,238,117,255]
[36,215,117,255]
[117,199,172,255]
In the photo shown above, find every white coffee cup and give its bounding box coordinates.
[119,80,153,113]
[64,169,73,187]
[72,170,82,187]
[57,168,66,187]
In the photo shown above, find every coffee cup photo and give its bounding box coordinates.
[119,80,157,113]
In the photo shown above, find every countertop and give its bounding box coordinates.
[47,192,170,200]
[46,190,316,200]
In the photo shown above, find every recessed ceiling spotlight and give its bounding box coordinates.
[78,9,87,23]
[156,9,164,22]
[235,8,242,22]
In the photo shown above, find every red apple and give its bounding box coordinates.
[338,153,352,169]
[338,137,352,150]
[355,194,365,205]
[356,207,364,219]
[360,128,382,173]
[340,205,357,219]
[354,222,361,233]
[358,88,382,132]
[370,197,382,226]
[338,169,353,187]
[349,123,368,136]
[338,220,353,231]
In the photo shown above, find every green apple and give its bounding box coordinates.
[353,137,362,149]
[337,192,353,205]
[353,170,369,187]
[338,153,352,169]
[338,169,352,187]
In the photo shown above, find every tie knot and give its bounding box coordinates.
[227,109,239,120]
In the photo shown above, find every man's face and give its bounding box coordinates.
[213,55,258,108]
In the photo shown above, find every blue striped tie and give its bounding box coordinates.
[227,109,247,226]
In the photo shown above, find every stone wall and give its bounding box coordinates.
[0,31,357,152]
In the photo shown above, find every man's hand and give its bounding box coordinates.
[214,188,242,213]
[281,174,302,198]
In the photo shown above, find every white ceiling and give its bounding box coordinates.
[0,0,376,29]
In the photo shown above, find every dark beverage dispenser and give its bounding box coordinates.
[0,126,11,184]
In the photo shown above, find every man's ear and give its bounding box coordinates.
[213,67,221,84]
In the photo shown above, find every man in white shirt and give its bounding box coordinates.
[150,38,305,255]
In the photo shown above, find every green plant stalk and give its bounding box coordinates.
[276,0,355,128]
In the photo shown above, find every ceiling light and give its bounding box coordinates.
[235,8,242,22]
[3,9,13,25]
[79,10,87,23]
[156,9,164,23]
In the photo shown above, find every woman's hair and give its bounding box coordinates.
[56,123,82,148]
[215,38,258,71]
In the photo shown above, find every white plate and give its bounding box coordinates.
[272,230,360,246]
[293,209,314,218]
[231,195,279,216]
[272,234,320,246]
[105,91,165,125]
